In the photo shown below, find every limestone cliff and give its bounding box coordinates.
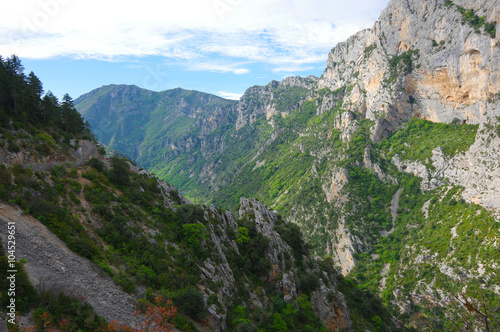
[319,0,500,140]
[313,0,500,270]
[236,76,318,129]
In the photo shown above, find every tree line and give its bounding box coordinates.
[0,55,91,137]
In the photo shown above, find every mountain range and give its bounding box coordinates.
[0,0,499,330]
[76,0,500,284]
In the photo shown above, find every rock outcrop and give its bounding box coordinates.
[237,198,351,331]
[236,76,318,129]
[320,0,500,140]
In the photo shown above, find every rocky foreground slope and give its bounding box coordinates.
[1,124,385,331]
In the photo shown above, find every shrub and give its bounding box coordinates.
[114,272,136,293]
[92,205,113,220]
[297,273,320,295]
[67,168,78,178]
[50,165,66,178]
[87,158,105,172]
[36,132,56,146]
[67,237,101,260]
[107,156,130,186]
[207,293,218,306]
[68,180,82,193]
[173,288,206,321]
[7,142,20,153]
[0,165,11,187]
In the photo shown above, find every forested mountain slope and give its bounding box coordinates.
[75,85,238,162]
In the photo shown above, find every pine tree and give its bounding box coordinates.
[61,93,73,133]
[5,55,24,117]
[41,91,60,124]
[61,93,86,134]
[26,71,44,120]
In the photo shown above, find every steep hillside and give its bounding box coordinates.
[75,0,500,329]
[75,85,238,163]
[0,56,406,332]
[0,126,367,331]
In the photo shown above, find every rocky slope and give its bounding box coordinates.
[0,125,371,331]
[74,0,500,328]
[0,202,139,327]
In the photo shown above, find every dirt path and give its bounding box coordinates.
[379,263,390,294]
[381,188,403,237]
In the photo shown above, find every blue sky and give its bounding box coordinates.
[1,0,389,100]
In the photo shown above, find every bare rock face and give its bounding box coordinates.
[322,168,349,203]
[319,0,500,140]
[235,81,280,130]
[330,221,357,276]
[392,126,500,210]
[239,198,298,301]
[235,76,318,130]
[442,128,500,210]
[310,284,352,331]
[238,198,352,331]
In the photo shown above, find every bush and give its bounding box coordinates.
[173,288,206,321]
[50,165,66,178]
[87,158,105,172]
[114,272,136,293]
[92,205,113,220]
[67,168,78,178]
[107,156,130,186]
[67,237,100,260]
[0,165,11,187]
[7,142,20,153]
[297,273,320,295]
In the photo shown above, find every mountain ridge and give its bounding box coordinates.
[74,0,500,329]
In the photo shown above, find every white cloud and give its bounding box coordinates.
[187,62,250,75]
[272,65,316,73]
[216,91,243,100]
[0,0,389,69]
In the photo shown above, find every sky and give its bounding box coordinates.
[0,0,389,101]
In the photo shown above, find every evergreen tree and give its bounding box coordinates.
[0,55,93,139]
[26,71,44,120]
[108,156,130,186]
[61,93,73,133]
[5,55,24,117]
[61,93,85,134]
[41,91,60,124]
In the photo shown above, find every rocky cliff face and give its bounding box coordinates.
[305,0,500,265]
[320,0,500,138]
[236,76,318,129]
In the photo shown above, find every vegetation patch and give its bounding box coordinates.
[379,118,478,167]
[445,0,496,38]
